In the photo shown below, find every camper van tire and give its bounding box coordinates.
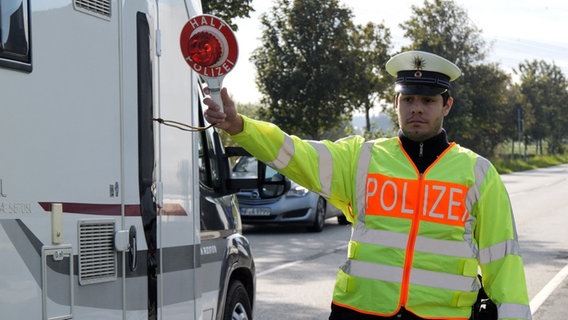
[223,280,253,320]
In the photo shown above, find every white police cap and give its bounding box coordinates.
[385,50,461,95]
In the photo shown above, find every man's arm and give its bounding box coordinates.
[203,87,244,135]
[202,86,357,222]
[476,164,532,319]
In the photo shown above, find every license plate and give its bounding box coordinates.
[240,207,271,216]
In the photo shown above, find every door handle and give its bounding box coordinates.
[128,225,137,272]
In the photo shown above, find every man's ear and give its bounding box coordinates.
[443,97,453,116]
[393,93,399,110]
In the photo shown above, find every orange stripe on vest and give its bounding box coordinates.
[365,173,469,227]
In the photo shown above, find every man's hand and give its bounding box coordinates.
[203,87,244,135]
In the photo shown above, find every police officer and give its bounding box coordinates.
[204,50,532,320]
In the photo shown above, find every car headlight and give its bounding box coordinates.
[286,184,309,197]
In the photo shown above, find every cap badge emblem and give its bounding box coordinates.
[413,56,426,70]
[413,56,425,78]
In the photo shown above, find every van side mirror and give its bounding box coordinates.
[222,146,290,198]
[257,168,291,199]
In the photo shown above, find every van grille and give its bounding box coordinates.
[74,0,111,19]
[78,220,116,285]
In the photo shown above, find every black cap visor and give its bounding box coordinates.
[395,84,448,96]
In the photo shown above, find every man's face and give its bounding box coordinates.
[395,93,453,142]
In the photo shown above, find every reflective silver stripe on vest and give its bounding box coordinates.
[352,223,476,258]
[414,236,476,258]
[344,260,476,292]
[478,239,521,264]
[307,140,333,198]
[266,134,295,170]
[497,303,532,319]
[355,141,375,223]
[410,269,476,292]
[342,259,404,283]
[352,222,408,249]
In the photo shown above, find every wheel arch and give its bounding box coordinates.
[216,233,256,320]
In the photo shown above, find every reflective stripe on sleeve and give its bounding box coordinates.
[463,156,490,258]
[465,156,490,211]
[266,134,295,170]
[497,303,532,320]
[478,239,521,264]
[308,140,333,198]
[355,141,375,223]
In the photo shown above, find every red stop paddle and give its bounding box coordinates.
[180,14,239,112]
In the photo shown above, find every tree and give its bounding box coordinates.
[517,60,568,155]
[401,0,486,66]
[348,22,392,134]
[250,0,356,139]
[201,0,254,31]
[457,64,516,156]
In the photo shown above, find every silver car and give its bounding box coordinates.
[232,156,349,232]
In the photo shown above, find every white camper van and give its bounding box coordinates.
[0,1,275,319]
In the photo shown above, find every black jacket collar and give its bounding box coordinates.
[398,130,450,173]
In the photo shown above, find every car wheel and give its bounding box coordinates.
[308,197,326,232]
[223,280,252,320]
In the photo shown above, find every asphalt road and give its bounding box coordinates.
[243,164,568,319]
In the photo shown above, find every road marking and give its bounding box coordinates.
[257,259,305,277]
[530,263,568,314]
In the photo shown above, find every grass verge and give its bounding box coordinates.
[491,153,568,174]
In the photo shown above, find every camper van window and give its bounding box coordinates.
[0,0,31,71]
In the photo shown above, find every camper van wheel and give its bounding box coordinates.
[223,280,252,320]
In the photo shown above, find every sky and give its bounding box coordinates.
[223,0,568,104]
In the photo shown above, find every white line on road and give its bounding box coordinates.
[530,263,568,314]
[256,259,305,277]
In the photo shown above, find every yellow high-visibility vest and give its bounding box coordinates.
[231,116,532,320]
